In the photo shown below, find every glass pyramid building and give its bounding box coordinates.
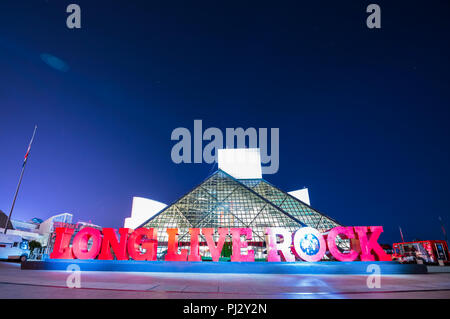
[140,169,347,260]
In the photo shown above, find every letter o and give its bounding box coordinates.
[72,227,101,259]
[292,227,326,262]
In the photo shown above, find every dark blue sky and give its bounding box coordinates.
[0,1,449,244]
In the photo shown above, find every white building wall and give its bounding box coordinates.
[218,148,263,179]
[0,228,45,244]
[288,188,311,206]
[124,197,167,229]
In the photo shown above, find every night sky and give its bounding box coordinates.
[0,1,449,244]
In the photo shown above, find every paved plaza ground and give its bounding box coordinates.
[0,261,449,299]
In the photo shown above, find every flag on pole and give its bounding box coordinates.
[23,125,37,167]
[3,125,38,234]
[399,226,405,242]
[439,216,447,241]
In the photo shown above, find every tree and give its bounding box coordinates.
[28,240,42,252]
[221,242,232,258]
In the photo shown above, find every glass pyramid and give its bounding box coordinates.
[140,169,347,260]
[240,179,341,232]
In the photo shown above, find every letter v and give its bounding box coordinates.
[202,228,228,261]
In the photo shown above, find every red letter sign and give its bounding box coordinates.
[292,227,326,262]
[165,228,188,261]
[202,228,228,262]
[127,227,157,261]
[50,227,74,259]
[326,226,359,261]
[98,228,130,260]
[265,227,295,262]
[188,228,201,261]
[72,227,102,260]
[230,228,254,262]
[354,226,391,261]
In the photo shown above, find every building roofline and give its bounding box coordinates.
[256,177,344,227]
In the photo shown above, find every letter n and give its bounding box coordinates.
[98,228,130,260]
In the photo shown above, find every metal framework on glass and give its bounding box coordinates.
[140,169,347,260]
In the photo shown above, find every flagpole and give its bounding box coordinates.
[439,216,447,243]
[399,226,405,243]
[3,125,37,234]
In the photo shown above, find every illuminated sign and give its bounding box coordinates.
[50,226,391,262]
